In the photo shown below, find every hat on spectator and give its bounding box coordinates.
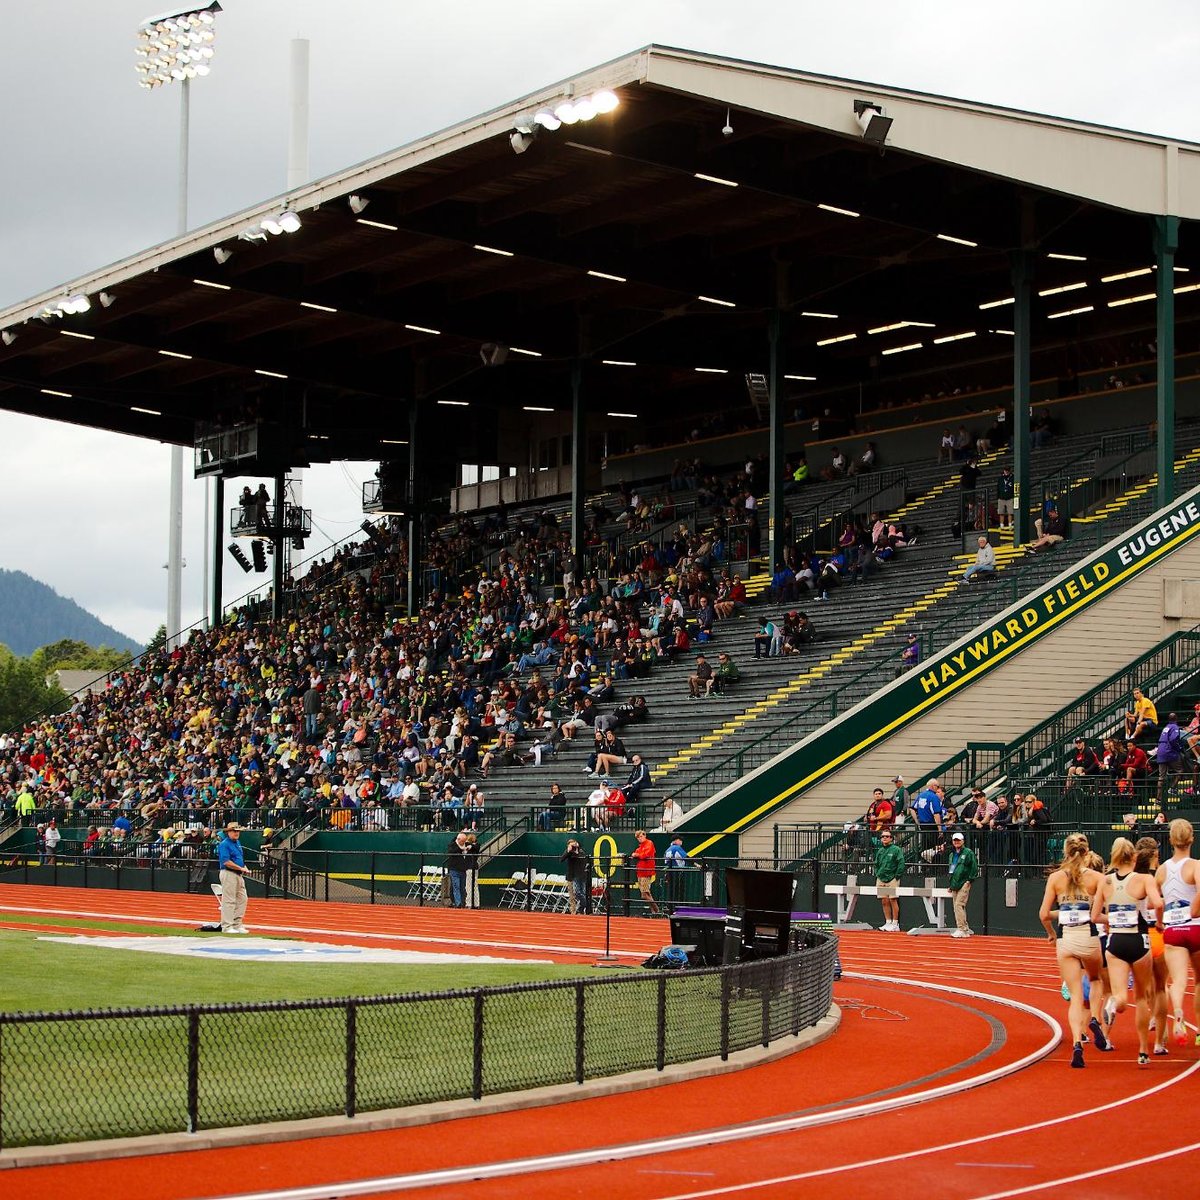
[951,832,965,842]
[891,774,904,783]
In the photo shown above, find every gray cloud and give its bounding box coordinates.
[2,0,1198,642]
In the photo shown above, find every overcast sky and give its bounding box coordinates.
[2,1,1199,645]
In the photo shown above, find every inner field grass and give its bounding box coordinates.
[0,924,794,1148]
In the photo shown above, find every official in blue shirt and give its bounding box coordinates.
[912,779,946,853]
[217,821,250,934]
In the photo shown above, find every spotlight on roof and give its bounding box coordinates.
[238,226,268,243]
[58,293,91,315]
[533,108,561,130]
[347,194,369,214]
[1,330,16,346]
[277,210,301,233]
[480,342,510,367]
[853,100,893,146]
[510,128,536,155]
[213,245,233,264]
[98,291,117,308]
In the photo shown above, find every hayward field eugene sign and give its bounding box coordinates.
[684,486,1200,855]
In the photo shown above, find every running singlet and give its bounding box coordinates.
[1161,858,1198,927]
[1108,873,1145,931]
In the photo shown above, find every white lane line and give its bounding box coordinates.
[969,1140,1200,1200]
[0,904,646,960]
[195,973,1061,1200]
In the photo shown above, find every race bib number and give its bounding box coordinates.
[1108,903,1138,930]
[1164,900,1192,927]
[1059,901,1090,927]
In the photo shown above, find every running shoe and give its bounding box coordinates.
[1154,1045,1170,1056]
[1103,997,1117,1027]
[1071,1043,1085,1069]
[1173,1013,1188,1047]
[1089,1017,1112,1051]
[1061,982,1071,1001]
[1138,1052,1150,1068]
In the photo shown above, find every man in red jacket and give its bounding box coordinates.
[631,829,660,915]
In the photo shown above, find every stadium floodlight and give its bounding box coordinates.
[98,291,117,308]
[854,99,893,146]
[213,245,232,263]
[533,108,561,130]
[135,3,221,90]
[347,194,370,214]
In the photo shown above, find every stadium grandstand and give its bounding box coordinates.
[2,43,1200,920]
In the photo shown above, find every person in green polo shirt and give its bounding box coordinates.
[874,827,906,931]
[948,831,980,938]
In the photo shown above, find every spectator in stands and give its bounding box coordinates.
[659,796,684,832]
[1031,408,1053,448]
[713,574,746,620]
[1124,687,1160,743]
[1027,505,1069,553]
[42,817,61,865]
[953,426,972,462]
[1156,713,1185,801]
[822,447,848,480]
[984,794,1014,863]
[912,779,945,850]
[1064,737,1101,790]
[963,535,996,583]
[963,789,996,830]
[889,775,909,821]
[866,787,895,832]
[937,429,955,464]
[688,654,714,699]
[896,633,921,677]
[588,730,627,777]
[537,782,568,832]
[769,562,796,604]
[753,618,782,658]
[996,465,1015,531]
[960,458,981,525]
[713,652,740,694]
[850,441,877,476]
[622,754,652,803]
[81,825,101,857]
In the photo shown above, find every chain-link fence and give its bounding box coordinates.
[0,934,836,1149]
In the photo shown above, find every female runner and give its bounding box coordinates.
[1040,833,1107,1067]
[1155,818,1200,1046]
[1092,837,1163,1066]
[1134,837,1171,1055]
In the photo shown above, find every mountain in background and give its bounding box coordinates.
[0,568,142,657]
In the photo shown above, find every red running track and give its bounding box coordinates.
[2,885,1198,1200]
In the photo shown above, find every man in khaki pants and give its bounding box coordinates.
[217,821,250,934]
[948,831,979,938]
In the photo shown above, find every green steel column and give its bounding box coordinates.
[272,471,286,620]
[1011,251,1034,544]
[1155,215,1180,509]
[570,359,586,566]
[210,474,224,629]
[406,398,421,617]
[768,308,788,571]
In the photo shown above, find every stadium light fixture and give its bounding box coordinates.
[853,99,893,145]
[1,331,17,346]
[347,194,370,214]
[135,3,221,90]
[510,129,536,155]
[522,88,619,142]
[212,246,232,264]
[98,291,117,308]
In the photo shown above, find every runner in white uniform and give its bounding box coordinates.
[1155,818,1200,1047]
[1135,837,1171,1055]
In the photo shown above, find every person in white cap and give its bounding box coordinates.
[948,831,979,938]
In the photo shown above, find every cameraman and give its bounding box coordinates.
[561,838,589,914]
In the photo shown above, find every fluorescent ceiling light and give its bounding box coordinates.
[255,368,288,378]
[816,333,857,346]
[881,342,923,355]
[978,297,1014,310]
[695,366,729,373]
[193,278,230,290]
[300,301,337,313]
[437,400,469,407]
[510,346,541,357]
[990,329,1015,336]
[602,359,635,366]
[1047,305,1094,319]
[41,388,72,397]
[1101,268,1152,283]
[405,324,441,335]
[607,411,637,418]
[380,439,408,445]
[697,295,735,307]
[1048,252,1087,261]
[158,349,192,359]
[523,405,554,412]
[867,321,933,336]
[130,406,162,416]
[1175,283,1200,295]
[60,330,95,340]
[933,331,977,344]
[1038,281,1087,296]
[308,434,330,440]
[357,218,398,231]
[587,269,627,282]
[818,203,860,218]
[694,172,738,187]
[801,311,838,319]
[563,142,612,156]
[1107,292,1155,308]
[784,374,817,381]
[474,244,513,257]
[937,233,978,247]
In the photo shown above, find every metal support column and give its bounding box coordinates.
[210,475,224,630]
[1011,251,1034,544]
[767,308,788,570]
[570,360,586,573]
[406,400,422,617]
[272,471,285,620]
[1155,215,1180,509]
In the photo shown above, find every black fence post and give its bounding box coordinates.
[186,1010,201,1133]
[656,975,667,1071]
[720,971,731,1061]
[575,981,585,1084]
[983,865,991,937]
[345,1001,357,1119]
[761,970,771,1048]
[370,853,376,905]
[524,856,533,911]
[811,857,820,912]
[472,990,485,1101]
[418,853,425,907]
[324,851,330,903]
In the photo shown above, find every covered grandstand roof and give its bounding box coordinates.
[0,44,1195,468]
